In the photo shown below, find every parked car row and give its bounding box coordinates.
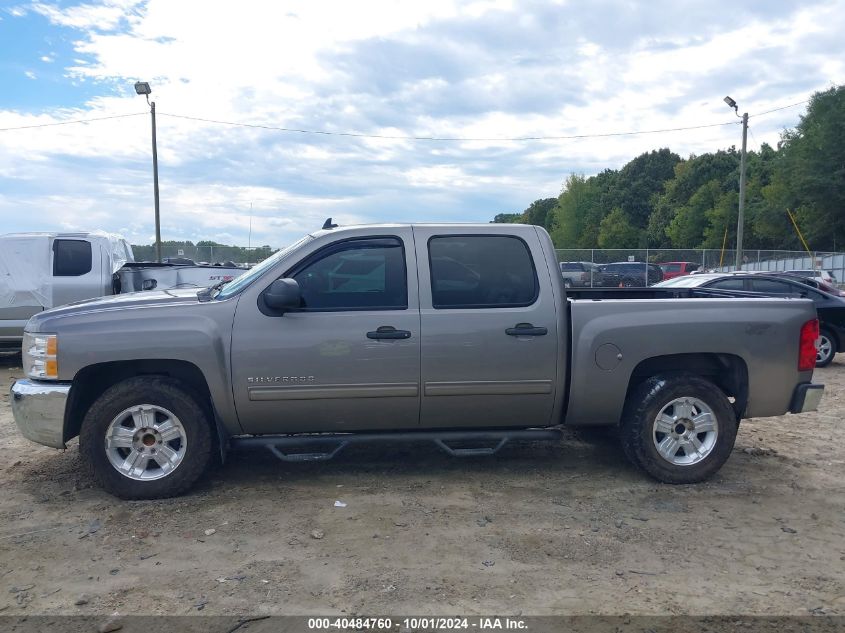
[559,261,664,287]
[656,271,845,366]
[560,259,842,292]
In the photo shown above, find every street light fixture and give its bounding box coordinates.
[134,81,151,97]
[724,95,748,270]
[135,80,162,262]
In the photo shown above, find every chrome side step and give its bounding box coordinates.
[229,428,562,462]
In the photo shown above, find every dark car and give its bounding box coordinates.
[599,262,664,287]
[656,272,845,366]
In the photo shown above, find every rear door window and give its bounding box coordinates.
[429,235,537,309]
[749,279,802,296]
[708,278,746,291]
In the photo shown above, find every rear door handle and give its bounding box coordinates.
[367,326,412,340]
[505,323,548,336]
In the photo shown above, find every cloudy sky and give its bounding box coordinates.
[1,0,843,248]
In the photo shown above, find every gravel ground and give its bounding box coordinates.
[0,351,843,617]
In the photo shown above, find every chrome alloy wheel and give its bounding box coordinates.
[105,405,187,481]
[652,397,718,466]
[817,334,833,364]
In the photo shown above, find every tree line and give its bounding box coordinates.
[494,85,845,252]
[131,240,276,264]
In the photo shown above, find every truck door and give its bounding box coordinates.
[414,228,558,428]
[51,238,103,307]
[231,229,421,434]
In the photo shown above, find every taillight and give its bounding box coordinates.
[798,319,819,371]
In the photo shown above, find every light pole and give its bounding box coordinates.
[724,96,748,270]
[134,81,162,263]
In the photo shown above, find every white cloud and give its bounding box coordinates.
[0,0,843,248]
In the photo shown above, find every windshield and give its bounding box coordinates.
[215,235,312,300]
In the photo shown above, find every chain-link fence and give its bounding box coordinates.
[555,249,845,287]
[130,244,277,266]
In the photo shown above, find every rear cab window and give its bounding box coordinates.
[53,239,92,276]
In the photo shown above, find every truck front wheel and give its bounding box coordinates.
[620,374,738,484]
[79,377,214,499]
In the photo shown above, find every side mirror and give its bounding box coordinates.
[263,278,301,313]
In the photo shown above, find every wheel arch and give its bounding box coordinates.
[64,359,222,447]
[626,353,749,421]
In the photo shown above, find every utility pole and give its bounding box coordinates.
[736,111,748,270]
[135,81,162,262]
[151,100,162,263]
[724,96,748,270]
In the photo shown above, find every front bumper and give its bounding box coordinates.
[789,383,824,414]
[10,379,71,449]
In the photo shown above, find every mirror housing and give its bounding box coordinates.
[263,278,301,314]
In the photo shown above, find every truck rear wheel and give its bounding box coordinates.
[620,374,737,484]
[79,377,213,499]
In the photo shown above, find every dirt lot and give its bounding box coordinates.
[0,352,843,617]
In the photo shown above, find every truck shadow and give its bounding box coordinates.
[0,351,22,369]
[212,431,638,491]
[12,430,641,502]
[12,425,783,504]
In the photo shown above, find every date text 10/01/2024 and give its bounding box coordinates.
[307,618,528,630]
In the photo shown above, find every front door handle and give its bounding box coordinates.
[367,326,412,340]
[505,323,548,337]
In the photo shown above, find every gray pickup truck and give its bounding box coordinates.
[10,223,824,499]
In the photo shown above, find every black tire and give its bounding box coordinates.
[620,374,738,484]
[621,277,637,288]
[563,278,573,288]
[816,329,837,367]
[79,376,214,500]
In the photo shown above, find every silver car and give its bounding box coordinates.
[559,261,604,288]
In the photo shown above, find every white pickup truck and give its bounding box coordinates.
[0,231,246,349]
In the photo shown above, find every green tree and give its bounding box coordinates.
[611,148,681,228]
[665,180,722,247]
[597,207,641,248]
[491,213,522,224]
[770,85,845,249]
[521,198,558,229]
[549,174,589,247]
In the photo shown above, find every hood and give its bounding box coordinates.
[26,288,201,330]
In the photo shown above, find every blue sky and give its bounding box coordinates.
[0,0,843,248]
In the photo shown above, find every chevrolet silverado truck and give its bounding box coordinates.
[10,223,824,499]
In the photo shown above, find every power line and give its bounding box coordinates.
[159,112,739,142]
[0,103,805,140]
[0,112,146,132]
[750,99,810,118]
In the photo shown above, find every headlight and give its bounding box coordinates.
[23,333,58,380]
